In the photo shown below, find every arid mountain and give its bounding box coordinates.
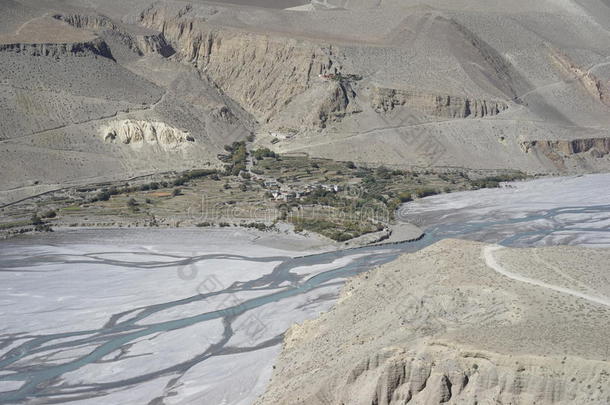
[1,0,609,203]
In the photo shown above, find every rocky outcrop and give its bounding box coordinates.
[521,137,610,169]
[0,38,113,59]
[314,81,359,128]
[53,13,175,57]
[372,87,509,118]
[331,345,608,405]
[138,5,337,122]
[101,120,194,149]
[52,13,119,31]
[550,48,610,107]
[261,78,361,131]
[256,240,610,405]
[522,137,610,156]
[134,33,174,57]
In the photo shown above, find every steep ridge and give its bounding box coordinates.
[0,38,113,59]
[371,86,509,118]
[134,2,610,174]
[521,137,610,170]
[2,0,610,198]
[139,4,337,122]
[549,47,610,107]
[522,137,610,157]
[334,344,608,405]
[269,79,361,131]
[53,13,175,57]
[53,13,120,31]
[446,18,529,101]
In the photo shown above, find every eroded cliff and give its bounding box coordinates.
[371,86,509,119]
[256,240,610,405]
[101,120,195,149]
[0,38,113,59]
[139,4,337,122]
[53,13,175,57]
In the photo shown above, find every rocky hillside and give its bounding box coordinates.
[1,0,610,202]
[0,1,253,204]
[136,0,610,173]
[257,239,610,404]
[0,38,113,58]
[371,87,509,118]
[139,3,338,123]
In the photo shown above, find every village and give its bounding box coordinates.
[256,177,341,202]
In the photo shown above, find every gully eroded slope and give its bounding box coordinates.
[257,239,610,404]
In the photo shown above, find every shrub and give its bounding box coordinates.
[253,148,277,160]
[469,173,526,189]
[35,223,53,232]
[96,190,111,202]
[398,192,413,203]
[173,177,186,187]
[244,222,273,231]
[230,164,246,176]
[127,198,139,212]
[186,169,217,180]
[414,188,438,198]
[31,214,43,225]
[375,166,391,179]
[172,188,182,196]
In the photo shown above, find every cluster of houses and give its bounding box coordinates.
[246,166,341,202]
[263,180,341,201]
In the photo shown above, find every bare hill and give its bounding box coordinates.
[256,239,610,404]
[1,0,609,203]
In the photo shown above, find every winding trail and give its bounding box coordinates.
[483,245,610,308]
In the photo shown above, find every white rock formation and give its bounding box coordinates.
[101,119,194,149]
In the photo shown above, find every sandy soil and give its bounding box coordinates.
[0,16,96,44]
[257,239,610,404]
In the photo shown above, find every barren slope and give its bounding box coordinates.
[1,0,610,203]
[0,0,254,203]
[257,239,610,404]
[136,0,610,172]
